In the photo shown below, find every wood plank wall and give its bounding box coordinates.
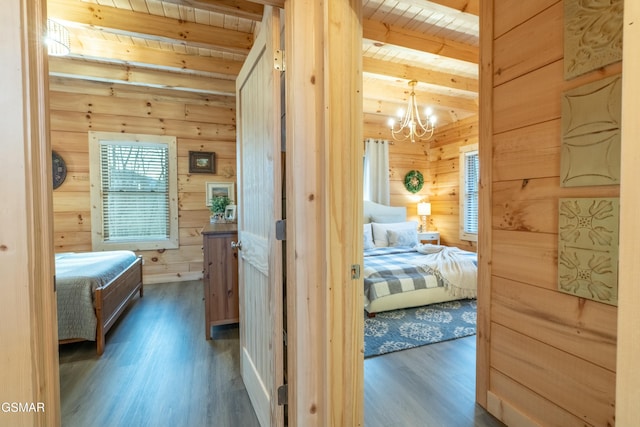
[484,1,618,425]
[49,78,237,284]
[364,114,478,252]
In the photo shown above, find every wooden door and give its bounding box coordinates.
[235,6,284,427]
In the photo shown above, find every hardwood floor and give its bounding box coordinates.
[58,280,260,427]
[60,279,503,427]
[365,336,505,427]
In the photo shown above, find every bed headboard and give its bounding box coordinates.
[363,200,407,223]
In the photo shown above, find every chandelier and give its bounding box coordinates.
[388,80,436,143]
[45,19,70,57]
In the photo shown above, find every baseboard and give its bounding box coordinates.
[143,271,203,284]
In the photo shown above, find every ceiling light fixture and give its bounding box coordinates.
[45,19,70,57]
[388,80,437,143]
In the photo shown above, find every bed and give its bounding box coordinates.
[56,250,143,355]
[363,201,477,315]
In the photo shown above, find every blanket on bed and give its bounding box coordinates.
[56,251,138,341]
[363,246,477,307]
[364,247,440,306]
[412,244,477,299]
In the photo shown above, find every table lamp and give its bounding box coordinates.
[417,202,431,232]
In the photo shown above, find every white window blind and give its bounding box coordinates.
[459,144,479,242]
[89,132,178,251]
[463,151,479,234]
[100,142,169,242]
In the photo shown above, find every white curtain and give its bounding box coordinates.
[363,138,390,205]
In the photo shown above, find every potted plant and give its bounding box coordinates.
[210,195,231,223]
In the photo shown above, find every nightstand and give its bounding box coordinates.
[417,231,440,245]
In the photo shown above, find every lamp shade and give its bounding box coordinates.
[417,202,431,216]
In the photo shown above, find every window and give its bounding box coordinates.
[459,144,479,242]
[89,132,179,251]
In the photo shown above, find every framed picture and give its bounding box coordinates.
[224,204,237,222]
[205,182,235,206]
[189,151,215,174]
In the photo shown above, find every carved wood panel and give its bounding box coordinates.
[558,198,619,305]
[560,74,621,187]
[564,0,623,80]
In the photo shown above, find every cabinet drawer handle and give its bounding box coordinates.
[231,241,242,250]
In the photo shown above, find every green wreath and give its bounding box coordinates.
[404,170,424,193]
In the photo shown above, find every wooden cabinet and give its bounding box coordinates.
[202,223,239,339]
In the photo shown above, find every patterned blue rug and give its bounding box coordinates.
[364,299,477,358]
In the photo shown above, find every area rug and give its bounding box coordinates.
[364,299,477,358]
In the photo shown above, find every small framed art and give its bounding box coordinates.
[205,182,235,206]
[189,151,215,174]
[224,205,237,222]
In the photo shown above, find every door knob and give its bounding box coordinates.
[231,241,242,250]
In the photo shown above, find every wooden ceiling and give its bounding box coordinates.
[47,0,478,128]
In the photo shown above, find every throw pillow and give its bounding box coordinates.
[388,229,418,247]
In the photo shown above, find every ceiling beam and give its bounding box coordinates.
[48,76,236,107]
[397,0,478,23]
[363,79,477,112]
[157,0,264,21]
[48,57,236,96]
[48,0,253,55]
[363,57,477,93]
[246,0,284,8]
[363,18,478,64]
[429,0,479,15]
[70,35,243,76]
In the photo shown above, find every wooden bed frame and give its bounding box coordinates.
[58,255,143,355]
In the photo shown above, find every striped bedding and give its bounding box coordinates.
[363,246,477,307]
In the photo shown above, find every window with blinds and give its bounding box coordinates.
[89,132,178,251]
[459,144,479,242]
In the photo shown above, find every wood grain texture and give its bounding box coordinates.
[1,1,61,425]
[235,9,284,424]
[477,0,493,407]
[616,1,640,423]
[50,85,236,283]
[491,324,615,426]
[487,3,621,422]
[285,1,364,425]
[493,2,563,86]
[58,281,260,427]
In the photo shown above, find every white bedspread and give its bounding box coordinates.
[411,244,477,299]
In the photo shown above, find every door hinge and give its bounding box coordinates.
[351,264,361,279]
[277,384,288,406]
[274,49,285,71]
[276,219,286,241]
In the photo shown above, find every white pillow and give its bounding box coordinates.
[363,224,375,250]
[371,221,419,247]
[388,228,418,247]
[371,214,405,224]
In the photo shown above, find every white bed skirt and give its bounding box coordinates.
[364,286,460,314]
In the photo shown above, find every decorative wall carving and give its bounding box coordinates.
[558,198,619,305]
[564,0,623,79]
[560,74,621,187]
